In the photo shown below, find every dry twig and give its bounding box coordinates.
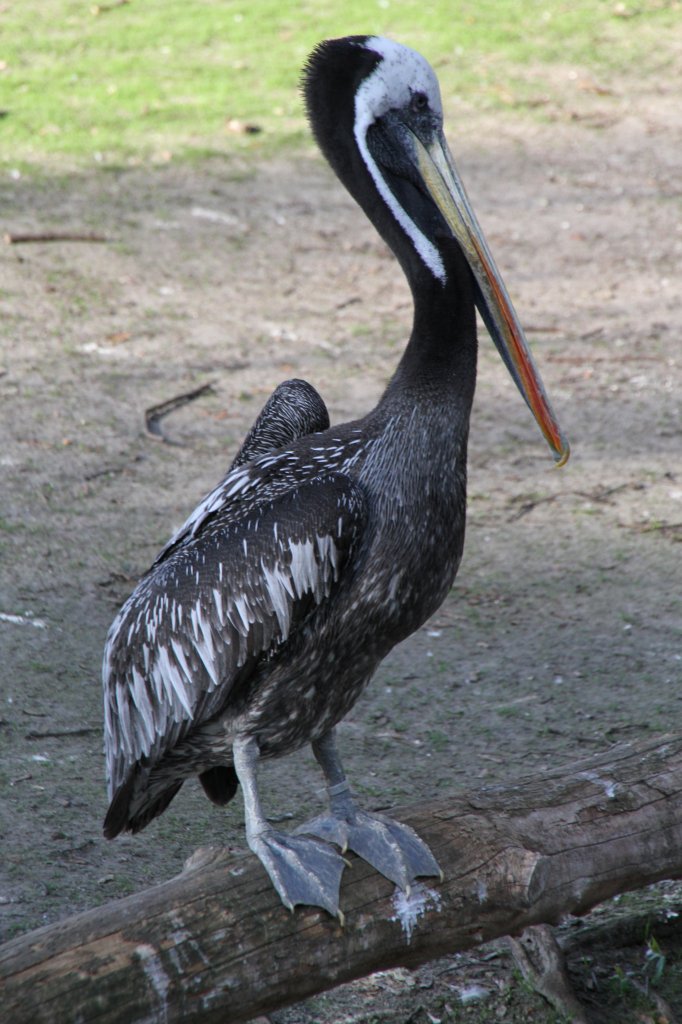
[144,382,216,444]
[3,232,109,245]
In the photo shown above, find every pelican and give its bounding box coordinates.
[103,35,569,918]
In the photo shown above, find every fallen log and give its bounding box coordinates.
[2,736,682,1024]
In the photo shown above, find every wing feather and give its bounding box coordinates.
[230,379,329,468]
[153,379,329,566]
[103,474,366,802]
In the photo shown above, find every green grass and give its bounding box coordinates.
[1,0,679,171]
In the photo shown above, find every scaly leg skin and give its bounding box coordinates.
[295,729,443,893]
[233,735,347,920]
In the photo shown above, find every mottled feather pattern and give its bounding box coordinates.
[154,379,330,566]
[230,379,330,469]
[103,472,367,803]
[154,422,376,563]
[103,371,467,836]
[105,377,344,826]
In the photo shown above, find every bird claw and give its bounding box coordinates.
[248,828,347,920]
[296,809,442,892]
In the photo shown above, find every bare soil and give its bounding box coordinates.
[1,68,680,1022]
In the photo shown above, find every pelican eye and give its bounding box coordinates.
[410,91,429,113]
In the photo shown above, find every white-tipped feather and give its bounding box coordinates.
[233,594,253,633]
[103,472,365,801]
[262,563,293,637]
[289,538,318,599]
[157,645,193,718]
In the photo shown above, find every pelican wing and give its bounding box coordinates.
[229,378,329,470]
[103,473,367,802]
[151,380,329,568]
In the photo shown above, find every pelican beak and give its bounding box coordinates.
[414,130,569,466]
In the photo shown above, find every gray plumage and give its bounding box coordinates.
[102,35,565,915]
[103,384,466,838]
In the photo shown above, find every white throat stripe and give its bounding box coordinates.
[353,37,446,282]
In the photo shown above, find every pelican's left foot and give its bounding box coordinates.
[296,806,442,892]
[306,730,442,892]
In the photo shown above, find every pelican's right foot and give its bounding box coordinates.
[248,828,347,921]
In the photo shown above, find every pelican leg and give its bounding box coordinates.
[296,729,442,893]
[232,735,346,919]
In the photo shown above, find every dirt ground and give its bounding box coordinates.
[1,63,680,1023]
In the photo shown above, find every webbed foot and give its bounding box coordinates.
[232,734,348,919]
[296,808,442,893]
[249,827,347,920]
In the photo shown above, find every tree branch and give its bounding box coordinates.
[2,736,682,1024]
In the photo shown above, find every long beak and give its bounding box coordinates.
[414,130,569,466]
